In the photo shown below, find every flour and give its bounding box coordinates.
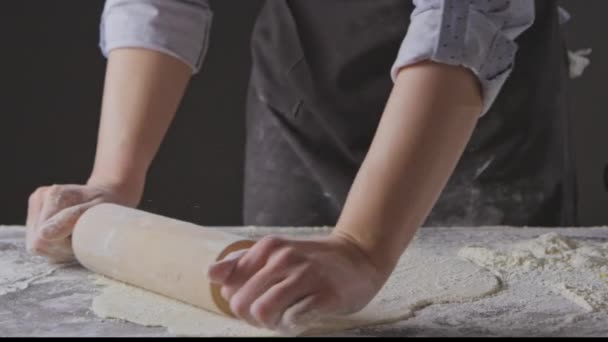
[568,48,592,79]
[91,247,501,337]
[3,225,608,337]
[0,227,60,296]
[458,233,608,313]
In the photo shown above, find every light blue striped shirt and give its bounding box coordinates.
[99,0,541,115]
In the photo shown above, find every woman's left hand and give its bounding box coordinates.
[207,233,388,335]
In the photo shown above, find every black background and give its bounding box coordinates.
[0,1,605,226]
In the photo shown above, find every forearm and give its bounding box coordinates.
[88,48,192,203]
[333,61,482,272]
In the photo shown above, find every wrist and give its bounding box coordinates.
[87,170,145,207]
[329,228,400,280]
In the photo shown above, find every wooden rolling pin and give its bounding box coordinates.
[72,203,255,317]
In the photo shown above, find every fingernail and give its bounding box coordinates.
[220,285,231,301]
[223,249,248,261]
[208,259,237,284]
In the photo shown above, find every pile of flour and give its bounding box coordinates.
[458,232,608,312]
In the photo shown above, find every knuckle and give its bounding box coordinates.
[27,192,37,205]
[40,223,60,239]
[272,279,296,300]
[47,186,84,208]
[258,236,285,251]
[272,247,300,268]
[29,186,48,204]
[37,185,50,194]
[283,266,313,287]
[47,184,61,195]
[45,186,62,203]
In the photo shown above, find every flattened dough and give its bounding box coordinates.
[91,248,501,336]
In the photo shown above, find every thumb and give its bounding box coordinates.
[39,200,101,240]
[208,249,248,284]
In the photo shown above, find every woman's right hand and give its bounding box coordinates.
[25,182,141,263]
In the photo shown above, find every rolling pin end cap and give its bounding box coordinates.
[211,239,257,317]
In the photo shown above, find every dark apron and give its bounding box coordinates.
[243,0,577,227]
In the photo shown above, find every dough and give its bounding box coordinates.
[91,248,501,337]
[458,233,608,312]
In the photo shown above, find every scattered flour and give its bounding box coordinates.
[459,233,608,312]
[91,248,501,337]
[0,227,60,296]
[3,225,607,336]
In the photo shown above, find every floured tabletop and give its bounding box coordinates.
[1,225,607,337]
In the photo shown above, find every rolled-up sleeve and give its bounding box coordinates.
[100,0,212,74]
[391,0,535,116]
